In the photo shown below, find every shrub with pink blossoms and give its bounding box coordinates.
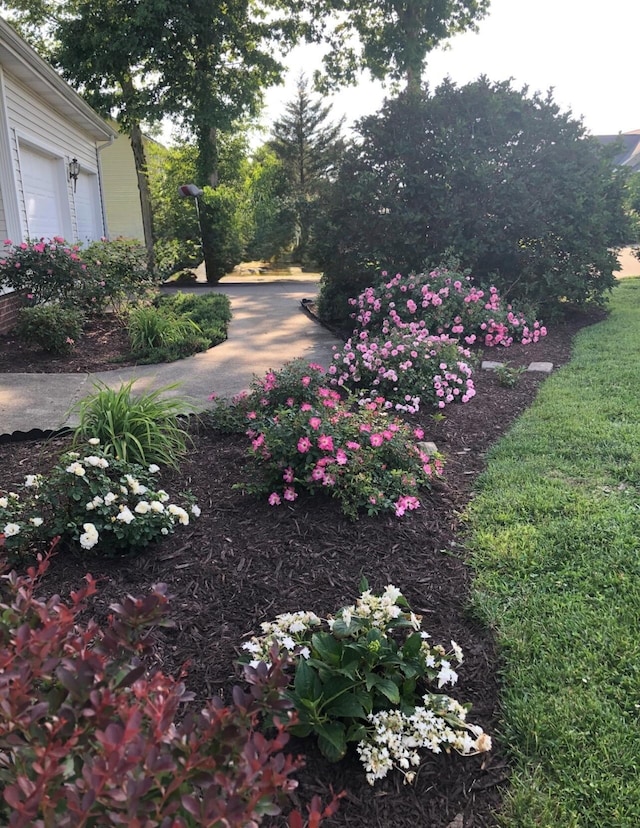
[241,393,442,519]
[350,267,547,348]
[329,327,475,413]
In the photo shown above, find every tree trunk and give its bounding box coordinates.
[198,125,220,282]
[129,121,156,272]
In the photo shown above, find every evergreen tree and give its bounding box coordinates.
[269,75,344,262]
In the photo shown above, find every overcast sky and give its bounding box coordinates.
[260,0,640,139]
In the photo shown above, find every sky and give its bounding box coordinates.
[258,0,640,141]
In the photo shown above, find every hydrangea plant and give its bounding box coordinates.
[240,581,491,784]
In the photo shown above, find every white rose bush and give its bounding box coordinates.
[0,440,199,556]
[240,581,491,785]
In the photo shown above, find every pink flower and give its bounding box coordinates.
[369,433,384,447]
[252,434,265,450]
[346,440,361,451]
[300,403,313,412]
[268,492,281,506]
[207,392,217,401]
[283,467,294,483]
[309,417,322,430]
[414,427,424,439]
[247,411,257,419]
[335,449,348,465]
[297,436,312,453]
[301,376,311,387]
[283,487,298,501]
[318,434,334,452]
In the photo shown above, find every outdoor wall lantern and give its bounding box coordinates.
[68,158,80,192]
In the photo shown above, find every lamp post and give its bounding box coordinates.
[178,183,208,280]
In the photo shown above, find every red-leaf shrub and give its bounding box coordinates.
[0,551,339,827]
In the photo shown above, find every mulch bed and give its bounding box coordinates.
[0,316,137,373]
[0,309,604,827]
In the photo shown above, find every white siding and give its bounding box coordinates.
[3,72,106,243]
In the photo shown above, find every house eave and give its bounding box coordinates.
[0,16,117,141]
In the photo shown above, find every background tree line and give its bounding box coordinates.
[1,0,637,321]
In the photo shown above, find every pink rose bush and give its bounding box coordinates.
[350,268,547,348]
[242,391,442,519]
[326,266,547,413]
[329,328,475,414]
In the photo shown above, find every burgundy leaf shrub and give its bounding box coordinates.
[0,551,339,827]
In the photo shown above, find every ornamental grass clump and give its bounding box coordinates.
[240,581,491,784]
[242,391,441,519]
[0,440,200,556]
[72,380,192,469]
[351,268,547,347]
[329,327,475,413]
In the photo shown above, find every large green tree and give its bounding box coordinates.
[269,74,344,261]
[315,78,632,321]
[297,0,490,90]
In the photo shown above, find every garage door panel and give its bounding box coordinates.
[20,146,66,240]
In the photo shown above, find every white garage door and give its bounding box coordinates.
[20,146,66,240]
[75,172,103,242]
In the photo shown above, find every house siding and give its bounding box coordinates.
[4,72,105,242]
[100,128,145,241]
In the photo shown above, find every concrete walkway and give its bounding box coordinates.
[0,279,339,438]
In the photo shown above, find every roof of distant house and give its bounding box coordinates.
[595,130,640,169]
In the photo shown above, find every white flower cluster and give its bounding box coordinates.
[330,584,421,632]
[357,695,492,785]
[242,610,322,667]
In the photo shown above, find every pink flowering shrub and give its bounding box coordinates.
[209,358,329,433]
[329,328,475,413]
[350,268,547,348]
[242,391,442,519]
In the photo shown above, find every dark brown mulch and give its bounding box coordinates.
[0,315,138,373]
[0,309,604,828]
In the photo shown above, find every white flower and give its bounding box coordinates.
[79,522,99,550]
[24,474,41,488]
[436,660,458,688]
[3,523,20,537]
[168,504,189,525]
[148,464,160,474]
[30,517,44,527]
[116,506,135,524]
[150,500,165,513]
[191,504,201,517]
[0,497,8,508]
[300,646,311,659]
[104,492,117,506]
[157,490,170,503]
[83,455,109,468]
[161,527,169,535]
[65,461,86,476]
[134,501,151,514]
[88,437,101,445]
[85,502,95,511]
[242,641,261,653]
[281,635,296,650]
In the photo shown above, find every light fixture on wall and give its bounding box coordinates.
[68,158,80,192]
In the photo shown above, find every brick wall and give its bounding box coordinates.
[0,292,23,334]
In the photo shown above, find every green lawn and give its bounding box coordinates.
[465,278,640,827]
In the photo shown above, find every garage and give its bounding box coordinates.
[19,144,68,241]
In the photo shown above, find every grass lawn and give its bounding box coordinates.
[466,277,640,826]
